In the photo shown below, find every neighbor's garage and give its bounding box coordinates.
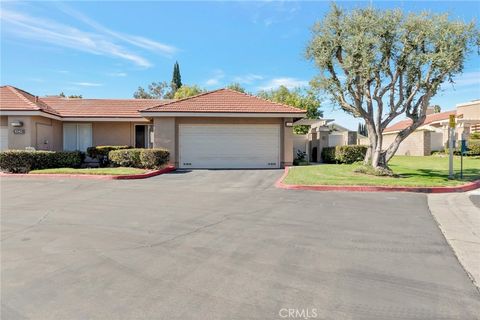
[179,124,281,169]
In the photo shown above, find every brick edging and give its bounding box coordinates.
[275,167,480,193]
[0,166,176,180]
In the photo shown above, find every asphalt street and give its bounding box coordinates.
[1,170,479,319]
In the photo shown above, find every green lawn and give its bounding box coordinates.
[29,167,148,175]
[283,156,480,187]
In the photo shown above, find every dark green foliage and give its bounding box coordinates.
[109,149,170,169]
[87,146,131,158]
[321,147,337,163]
[0,150,83,173]
[108,149,142,168]
[321,145,368,164]
[139,149,170,169]
[171,61,182,92]
[87,145,132,167]
[468,140,480,155]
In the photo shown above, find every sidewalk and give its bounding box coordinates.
[428,189,480,290]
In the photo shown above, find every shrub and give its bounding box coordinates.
[321,145,368,164]
[321,147,337,163]
[470,132,480,140]
[354,165,396,177]
[139,149,169,169]
[335,145,368,164]
[0,150,83,173]
[108,149,142,168]
[468,143,480,156]
[109,148,170,169]
[87,145,131,166]
[55,151,84,168]
[87,145,131,158]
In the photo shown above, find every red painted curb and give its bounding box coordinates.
[275,167,480,193]
[0,166,176,180]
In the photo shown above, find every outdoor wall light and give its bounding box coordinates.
[11,121,23,127]
[285,122,293,127]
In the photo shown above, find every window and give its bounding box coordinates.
[63,123,92,151]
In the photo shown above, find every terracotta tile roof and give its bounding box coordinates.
[384,110,456,133]
[142,88,306,114]
[41,97,171,118]
[0,85,60,116]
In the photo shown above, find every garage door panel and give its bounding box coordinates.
[179,124,280,169]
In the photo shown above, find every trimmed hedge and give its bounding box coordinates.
[321,145,368,164]
[139,149,170,169]
[335,145,368,163]
[321,147,337,164]
[0,150,83,173]
[87,145,131,159]
[109,149,142,168]
[87,145,132,167]
[109,148,169,169]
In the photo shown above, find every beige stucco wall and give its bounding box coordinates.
[383,130,431,156]
[3,117,152,151]
[152,117,292,167]
[5,116,63,151]
[457,101,480,119]
[91,122,142,146]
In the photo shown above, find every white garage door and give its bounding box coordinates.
[179,124,281,169]
[0,127,8,151]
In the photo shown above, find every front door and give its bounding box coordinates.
[135,125,146,148]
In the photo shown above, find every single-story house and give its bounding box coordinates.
[0,85,305,168]
[383,101,480,156]
[292,119,359,162]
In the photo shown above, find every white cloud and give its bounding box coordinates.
[71,82,103,87]
[205,69,225,87]
[233,74,264,84]
[57,4,177,57]
[258,77,308,91]
[0,6,177,68]
[107,72,127,77]
[450,71,480,87]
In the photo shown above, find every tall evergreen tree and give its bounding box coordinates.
[171,61,182,92]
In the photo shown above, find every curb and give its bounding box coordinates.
[0,166,176,180]
[275,167,480,193]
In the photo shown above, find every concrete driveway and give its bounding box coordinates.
[1,170,479,320]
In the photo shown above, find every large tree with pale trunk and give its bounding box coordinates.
[306,5,478,171]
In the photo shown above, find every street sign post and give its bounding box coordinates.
[460,139,467,179]
[448,114,455,179]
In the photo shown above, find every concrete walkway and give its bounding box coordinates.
[428,189,480,290]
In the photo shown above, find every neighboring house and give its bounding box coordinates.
[0,86,305,168]
[383,101,480,156]
[292,119,358,162]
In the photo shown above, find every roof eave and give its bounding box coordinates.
[139,111,306,118]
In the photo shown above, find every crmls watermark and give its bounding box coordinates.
[278,308,319,319]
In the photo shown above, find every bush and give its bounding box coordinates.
[335,145,368,164]
[470,132,480,140]
[321,147,337,163]
[109,148,170,169]
[87,146,131,166]
[0,150,83,173]
[87,145,131,159]
[139,149,169,169]
[321,145,368,164]
[109,149,142,168]
[468,143,480,156]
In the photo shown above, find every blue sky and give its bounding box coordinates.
[1,1,479,130]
